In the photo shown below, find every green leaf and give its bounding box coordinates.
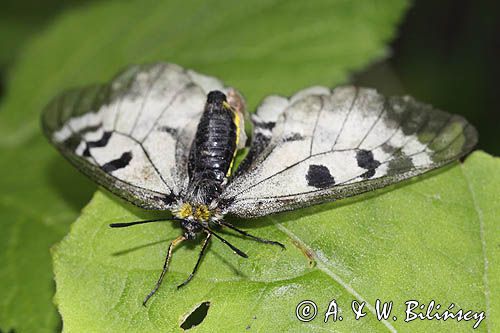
[0,0,409,331]
[53,152,499,331]
[0,141,95,332]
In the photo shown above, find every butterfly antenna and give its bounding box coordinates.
[177,232,212,289]
[201,226,248,258]
[219,221,285,249]
[143,235,185,306]
[109,218,177,228]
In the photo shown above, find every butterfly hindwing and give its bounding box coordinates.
[221,86,477,217]
[42,63,230,209]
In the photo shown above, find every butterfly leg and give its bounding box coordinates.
[177,232,212,289]
[202,226,249,258]
[143,235,185,306]
[219,221,285,249]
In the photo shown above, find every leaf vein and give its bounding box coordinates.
[270,218,397,333]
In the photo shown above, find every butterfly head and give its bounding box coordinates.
[179,218,203,240]
[206,90,231,111]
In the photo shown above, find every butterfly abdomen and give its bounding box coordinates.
[187,91,237,203]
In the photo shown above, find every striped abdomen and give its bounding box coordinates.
[187,91,237,204]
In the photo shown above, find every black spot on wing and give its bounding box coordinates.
[361,169,376,179]
[356,149,380,169]
[253,120,275,130]
[356,149,380,179]
[60,124,105,154]
[83,131,112,157]
[306,164,335,189]
[101,151,132,173]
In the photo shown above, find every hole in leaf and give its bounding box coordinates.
[180,301,210,330]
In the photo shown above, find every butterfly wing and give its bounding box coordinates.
[221,86,477,217]
[42,62,231,210]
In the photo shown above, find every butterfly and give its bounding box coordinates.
[42,62,477,305]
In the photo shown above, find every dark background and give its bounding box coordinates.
[1,0,498,155]
[354,0,499,156]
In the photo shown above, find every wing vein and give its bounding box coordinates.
[129,65,167,136]
[113,131,174,194]
[112,81,132,133]
[140,83,191,144]
[356,97,387,149]
[309,96,325,155]
[331,87,359,150]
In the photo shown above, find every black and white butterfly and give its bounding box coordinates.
[42,62,477,305]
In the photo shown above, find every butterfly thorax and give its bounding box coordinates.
[186,90,238,205]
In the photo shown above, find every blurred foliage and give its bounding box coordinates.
[0,0,92,101]
[0,0,90,65]
[354,0,500,155]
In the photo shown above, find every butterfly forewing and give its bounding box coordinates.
[42,63,230,209]
[222,86,477,217]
